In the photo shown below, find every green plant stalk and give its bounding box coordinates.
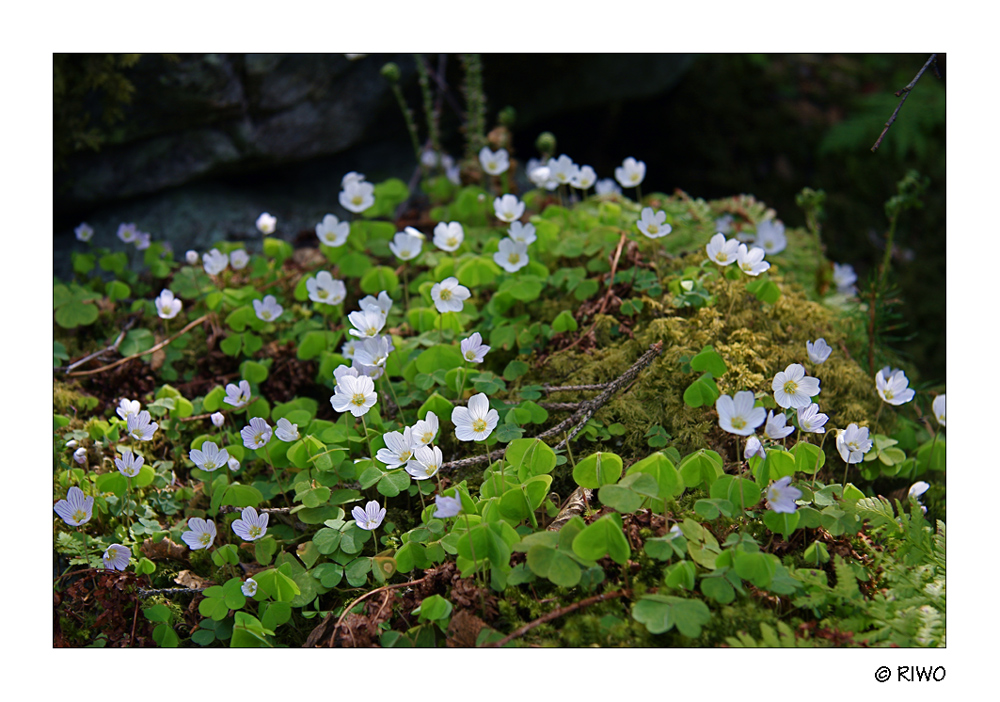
[879,213,900,286]
[414,54,440,159]
[485,439,503,494]
[456,361,468,402]
[380,376,407,426]
[812,427,836,489]
[390,82,422,161]
[360,414,377,468]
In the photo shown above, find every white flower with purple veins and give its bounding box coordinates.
[806,338,832,364]
[316,213,350,247]
[117,222,138,244]
[360,291,393,317]
[433,493,462,519]
[636,208,672,239]
[155,289,183,320]
[348,308,386,338]
[241,578,258,597]
[765,476,802,514]
[203,248,229,276]
[353,500,386,531]
[134,231,152,250]
[528,164,556,190]
[908,481,930,513]
[224,380,252,409]
[102,544,131,571]
[353,334,393,369]
[181,518,217,550]
[186,250,199,265]
[494,238,529,273]
[256,212,276,234]
[754,220,786,255]
[232,506,269,542]
[715,215,734,234]
[389,230,423,261]
[547,154,579,185]
[715,390,767,436]
[706,233,740,266]
[433,221,465,252]
[307,271,347,305]
[407,445,443,480]
[431,276,471,314]
[460,332,491,363]
[115,449,144,478]
[772,363,821,409]
[54,486,94,526]
[493,194,525,223]
[228,457,240,472]
[275,418,300,442]
[117,398,141,421]
[75,223,94,242]
[411,411,439,446]
[190,441,230,472]
[253,295,283,322]
[452,393,499,442]
[331,374,378,417]
[229,249,250,270]
[351,360,383,381]
[614,157,646,188]
[73,447,87,465]
[127,411,158,441]
[832,263,857,294]
[595,178,622,196]
[334,364,360,382]
[571,165,597,190]
[507,221,537,245]
[745,436,766,460]
[341,338,358,360]
[796,403,829,434]
[736,244,770,276]
[837,423,873,464]
[875,368,916,406]
[932,394,945,426]
[764,411,795,441]
[241,417,272,450]
[342,171,365,188]
[376,427,417,470]
[479,146,510,176]
[340,179,376,214]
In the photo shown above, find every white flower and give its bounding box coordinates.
[932,394,945,426]
[75,223,94,242]
[117,222,138,244]
[460,332,490,363]
[181,518,217,550]
[232,507,269,542]
[411,411,439,447]
[127,410,158,441]
[203,248,229,276]
[796,403,829,434]
[832,263,857,294]
[614,157,646,188]
[507,221,537,245]
[908,481,930,514]
[715,391,766,436]
[340,179,375,214]
[155,289,183,320]
[772,363,821,409]
[876,369,915,406]
[190,440,231,471]
[376,428,417,470]
[494,238,529,273]
[715,215,734,234]
[102,544,131,571]
[736,244,770,276]
[595,178,622,196]
[334,364,360,382]
[65,439,78,449]
[353,335,393,369]
[706,233,740,266]
[359,291,393,317]
[430,276,471,314]
[54,486,94,526]
[433,221,465,252]
[185,250,199,265]
[316,214,350,247]
[806,338,832,364]
[117,398,141,421]
[307,271,347,306]
[134,231,152,251]
[493,194,525,223]
[348,308,386,338]
[224,380,252,409]
[571,165,597,190]
[388,230,423,262]
[229,249,250,270]
[275,418,300,442]
[228,457,240,472]
[528,164,555,190]
[73,447,87,465]
[451,393,499,442]
[745,436,766,460]
[115,449,144,478]
[765,476,802,514]
[241,417,272,450]
[341,339,358,360]
[764,411,795,441]
[433,493,462,519]
[636,208,672,239]
[755,220,786,255]
[241,578,258,597]
[253,295,284,322]
[479,146,510,176]
[837,423,873,464]
[353,500,386,531]
[421,148,441,168]
[407,445,443,480]
[547,154,579,185]
[342,171,365,188]
[256,212,277,234]
[331,374,378,417]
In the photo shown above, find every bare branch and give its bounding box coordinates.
[871,54,938,153]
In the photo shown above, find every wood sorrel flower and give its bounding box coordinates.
[331,374,377,417]
[360,291,393,317]
[754,220,786,255]
[433,221,465,252]
[493,194,525,223]
[764,410,795,441]
[117,222,138,244]
[431,277,471,314]
[102,544,131,571]
[389,230,423,261]
[806,338,832,364]
[433,493,462,519]
[451,393,499,442]
[117,398,141,421]
[595,178,621,195]
[185,250,199,265]
[745,436,766,460]
[636,207,671,239]
[203,248,229,276]
[407,445,443,480]
[241,578,258,597]
[316,213,350,247]
[460,332,490,363]
[376,428,417,470]
[715,391,766,436]
[479,146,510,176]
[348,309,386,338]
[765,476,802,513]
[796,403,829,434]
[75,222,93,242]
[836,423,872,463]
[181,518,217,550]
[571,165,597,190]
[547,154,579,185]
[875,368,915,406]
[224,380,251,409]
[232,507,269,541]
[275,418,300,442]
[127,410,158,441]
[736,244,770,276]
[706,233,740,266]
[155,289,183,319]
[832,263,857,294]
[932,394,945,426]
[115,449,144,478]
[256,212,276,234]
[241,418,272,450]
[253,295,284,322]
[211,412,225,428]
[73,447,87,465]
[307,271,347,305]
[411,411,439,447]
[353,500,386,531]
[614,157,646,188]
[494,238,529,273]
[191,441,230,471]
[54,486,94,526]
[353,335,393,370]
[229,249,250,270]
[340,179,375,213]
[772,363,821,409]
[507,221,537,245]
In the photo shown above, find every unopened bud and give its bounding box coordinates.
[535,131,556,156]
[380,62,400,83]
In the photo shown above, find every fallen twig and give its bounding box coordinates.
[62,315,138,372]
[871,54,938,153]
[481,589,631,647]
[136,586,207,599]
[327,576,427,645]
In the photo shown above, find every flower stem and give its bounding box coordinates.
[265,446,290,508]
[360,415,376,466]
[812,428,835,489]
[484,440,502,493]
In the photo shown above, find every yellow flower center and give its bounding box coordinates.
[351,393,367,407]
[647,225,658,234]
[487,160,496,170]
[253,433,265,445]
[717,252,728,262]
[508,253,520,264]
[783,380,798,395]
[199,532,211,546]
[439,289,453,300]
[352,196,362,206]
[399,450,413,462]
[318,289,328,299]
[203,460,216,470]
[730,417,746,430]
[248,525,262,539]
[72,509,87,523]
[883,389,894,400]
[365,326,377,335]
[465,351,476,361]
[472,418,487,433]
[262,311,271,320]
[400,249,410,258]
[446,237,458,247]
[422,431,433,443]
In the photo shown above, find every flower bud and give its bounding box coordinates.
[535,131,556,156]
[228,457,240,472]
[211,412,225,428]
[186,250,199,265]
[498,106,517,128]
[380,62,400,83]
[73,447,87,465]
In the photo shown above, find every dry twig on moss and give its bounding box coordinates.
[871,54,939,153]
